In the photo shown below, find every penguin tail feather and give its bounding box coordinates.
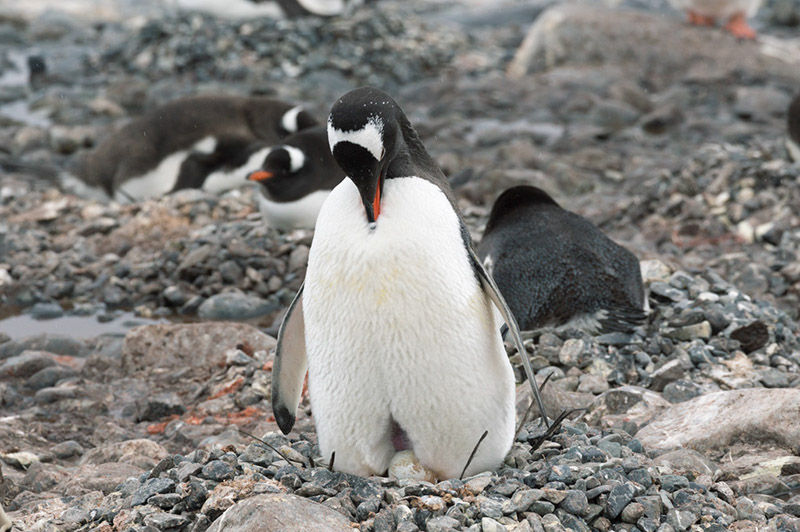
[597,306,648,334]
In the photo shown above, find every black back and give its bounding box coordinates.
[478,185,646,333]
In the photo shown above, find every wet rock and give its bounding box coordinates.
[29,302,64,319]
[206,493,353,531]
[27,365,77,390]
[198,292,278,320]
[0,350,56,378]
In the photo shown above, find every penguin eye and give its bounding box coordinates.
[379,147,385,161]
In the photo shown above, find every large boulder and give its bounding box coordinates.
[507,3,800,86]
[637,389,800,454]
[207,494,353,531]
[122,323,276,375]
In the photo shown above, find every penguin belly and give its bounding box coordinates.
[257,190,330,231]
[303,177,515,479]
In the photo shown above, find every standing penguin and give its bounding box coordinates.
[63,95,317,203]
[271,87,548,480]
[247,126,346,230]
[788,94,800,162]
[478,186,646,335]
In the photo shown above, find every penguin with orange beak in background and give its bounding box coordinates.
[247,126,345,230]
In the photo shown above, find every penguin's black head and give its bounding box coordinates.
[248,145,307,198]
[328,87,407,224]
[485,185,562,234]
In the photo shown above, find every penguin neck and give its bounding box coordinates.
[386,119,444,183]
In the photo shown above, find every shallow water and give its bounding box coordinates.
[0,311,165,340]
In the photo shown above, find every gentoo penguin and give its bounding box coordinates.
[270,87,548,480]
[63,95,317,203]
[247,125,345,230]
[668,0,761,39]
[788,94,800,162]
[478,186,646,335]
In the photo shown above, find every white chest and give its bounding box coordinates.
[303,177,492,357]
[257,189,330,231]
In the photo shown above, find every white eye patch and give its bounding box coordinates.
[283,145,306,173]
[327,115,384,161]
[281,106,304,133]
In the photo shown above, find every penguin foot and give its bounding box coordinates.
[724,13,756,40]
[388,450,438,483]
[687,10,715,26]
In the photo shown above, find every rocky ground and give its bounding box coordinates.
[2,0,800,530]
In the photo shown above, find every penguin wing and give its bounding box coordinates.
[467,247,549,424]
[272,283,308,435]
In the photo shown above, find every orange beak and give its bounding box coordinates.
[373,176,381,220]
[248,170,273,182]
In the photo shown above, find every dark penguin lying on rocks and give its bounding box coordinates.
[247,125,345,230]
[478,185,647,335]
[62,95,317,204]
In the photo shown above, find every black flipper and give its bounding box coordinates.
[467,247,551,427]
[271,283,308,434]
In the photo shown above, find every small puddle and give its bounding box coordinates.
[0,311,166,340]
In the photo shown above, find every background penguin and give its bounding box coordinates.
[270,87,548,481]
[247,125,345,230]
[788,94,800,162]
[668,0,761,39]
[62,94,318,203]
[478,185,647,335]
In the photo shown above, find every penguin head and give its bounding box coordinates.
[247,145,307,197]
[248,125,341,202]
[327,86,408,224]
[485,186,561,234]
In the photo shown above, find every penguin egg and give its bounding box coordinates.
[388,450,438,483]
